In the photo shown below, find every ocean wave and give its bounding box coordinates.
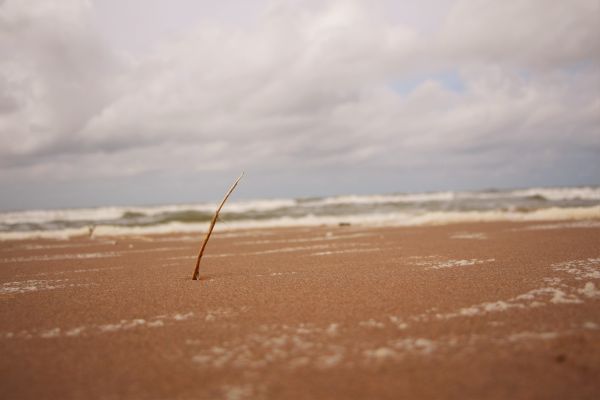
[1,186,599,240]
[297,186,600,207]
[0,198,297,225]
[2,187,598,227]
[1,206,598,241]
[509,187,600,201]
[301,192,456,206]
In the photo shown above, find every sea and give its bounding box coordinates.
[1,186,599,240]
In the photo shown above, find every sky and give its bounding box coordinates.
[0,0,599,210]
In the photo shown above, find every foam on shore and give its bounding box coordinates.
[1,205,598,240]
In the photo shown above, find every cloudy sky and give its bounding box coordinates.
[1,0,599,210]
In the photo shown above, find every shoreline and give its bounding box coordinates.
[1,220,599,399]
[1,206,600,241]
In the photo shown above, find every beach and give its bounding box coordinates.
[1,220,599,399]
[4,0,599,398]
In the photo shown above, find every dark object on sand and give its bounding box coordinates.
[192,172,244,280]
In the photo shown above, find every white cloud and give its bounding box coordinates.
[0,0,598,208]
[0,0,124,163]
[439,0,600,68]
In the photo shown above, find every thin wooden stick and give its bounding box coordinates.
[192,172,244,280]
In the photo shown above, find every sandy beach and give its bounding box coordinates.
[1,220,599,399]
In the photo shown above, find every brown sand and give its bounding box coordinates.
[0,221,599,399]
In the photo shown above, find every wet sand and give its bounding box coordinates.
[1,221,599,399]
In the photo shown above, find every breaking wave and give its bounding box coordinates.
[1,186,599,240]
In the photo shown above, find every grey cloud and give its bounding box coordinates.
[438,0,600,68]
[0,0,599,209]
[0,0,124,162]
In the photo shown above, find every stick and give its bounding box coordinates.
[192,172,244,280]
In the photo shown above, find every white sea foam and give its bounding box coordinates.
[65,326,86,337]
[518,221,600,230]
[450,232,488,240]
[303,191,456,206]
[24,266,124,277]
[364,347,398,361]
[0,279,92,294]
[551,258,600,280]
[326,323,340,337]
[255,272,298,277]
[310,248,380,256]
[191,322,347,370]
[1,279,66,294]
[317,353,344,368]
[507,331,559,342]
[300,186,600,207]
[511,187,600,201]
[583,321,599,330]
[359,319,385,329]
[210,244,341,258]
[2,205,598,241]
[0,207,127,225]
[422,256,600,321]
[6,240,117,250]
[403,206,600,225]
[221,384,255,400]
[173,312,194,321]
[579,282,600,298]
[1,186,599,240]
[408,257,495,270]
[390,338,436,354]
[0,252,121,263]
[425,258,495,270]
[0,308,248,340]
[517,287,582,304]
[0,227,91,241]
[0,199,297,225]
[388,316,409,330]
[236,232,375,245]
[364,338,436,362]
